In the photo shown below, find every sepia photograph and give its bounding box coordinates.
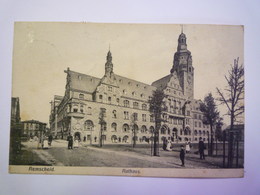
[9,22,244,177]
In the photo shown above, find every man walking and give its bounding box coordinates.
[180,145,185,167]
[199,137,205,159]
[67,133,73,149]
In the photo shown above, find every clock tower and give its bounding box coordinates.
[171,30,194,99]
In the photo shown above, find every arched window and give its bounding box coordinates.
[149,126,155,134]
[80,105,84,113]
[79,93,84,99]
[133,102,139,109]
[161,125,168,135]
[111,123,117,132]
[199,130,202,136]
[133,124,139,133]
[123,124,130,132]
[141,125,147,133]
[108,96,112,103]
[84,120,94,131]
[203,131,206,136]
[111,135,117,143]
[194,130,198,136]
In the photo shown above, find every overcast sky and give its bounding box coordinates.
[12,22,244,125]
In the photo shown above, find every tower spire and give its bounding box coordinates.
[181,24,183,34]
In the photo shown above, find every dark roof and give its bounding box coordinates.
[69,70,101,93]
[151,74,172,90]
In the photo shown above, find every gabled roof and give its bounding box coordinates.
[69,70,101,93]
[151,74,172,90]
[114,74,156,100]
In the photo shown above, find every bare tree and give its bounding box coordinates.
[216,57,244,167]
[200,93,220,156]
[148,89,166,156]
[216,58,244,130]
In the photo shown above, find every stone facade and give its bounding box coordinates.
[49,32,211,144]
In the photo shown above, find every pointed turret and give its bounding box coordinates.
[105,50,113,77]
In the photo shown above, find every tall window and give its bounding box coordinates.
[123,124,130,132]
[124,111,129,120]
[87,107,92,115]
[112,110,117,118]
[108,86,112,92]
[108,96,112,104]
[123,100,129,107]
[150,114,154,122]
[85,120,94,131]
[111,123,117,132]
[142,104,147,110]
[133,102,139,109]
[80,105,84,113]
[99,95,103,102]
[142,114,146,122]
[133,113,138,121]
[141,125,147,133]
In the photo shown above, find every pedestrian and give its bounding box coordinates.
[67,133,73,149]
[180,145,185,167]
[48,134,53,146]
[185,141,191,153]
[166,139,172,151]
[42,136,49,149]
[162,138,167,151]
[199,137,205,159]
[74,136,79,148]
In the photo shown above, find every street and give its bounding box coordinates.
[15,139,229,169]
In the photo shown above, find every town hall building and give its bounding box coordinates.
[49,31,211,145]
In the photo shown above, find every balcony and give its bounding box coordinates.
[67,112,85,118]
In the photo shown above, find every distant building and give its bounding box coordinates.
[22,120,47,138]
[50,31,212,144]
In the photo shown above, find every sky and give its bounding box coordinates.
[12,22,244,126]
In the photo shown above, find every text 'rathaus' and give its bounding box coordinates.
[49,31,212,145]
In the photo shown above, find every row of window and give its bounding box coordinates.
[84,120,155,133]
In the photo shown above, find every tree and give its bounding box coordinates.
[215,117,224,142]
[200,92,220,156]
[216,57,244,131]
[216,57,244,167]
[99,108,106,147]
[130,113,138,148]
[148,89,166,156]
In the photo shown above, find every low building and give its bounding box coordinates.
[22,120,47,139]
[50,31,212,145]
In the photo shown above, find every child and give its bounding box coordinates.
[180,145,185,167]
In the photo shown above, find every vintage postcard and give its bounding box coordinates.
[9,22,244,177]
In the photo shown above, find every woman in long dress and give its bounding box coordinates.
[185,142,191,153]
[74,136,79,148]
[166,139,172,151]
